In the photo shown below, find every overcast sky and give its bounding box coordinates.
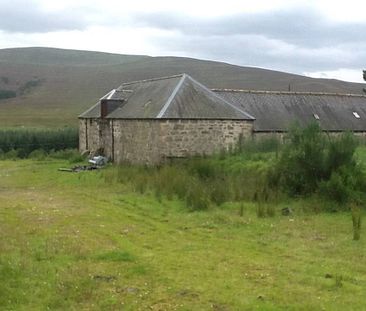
[0,0,365,82]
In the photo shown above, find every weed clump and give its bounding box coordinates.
[351,206,362,241]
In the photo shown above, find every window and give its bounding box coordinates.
[313,113,320,120]
[353,112,360,119]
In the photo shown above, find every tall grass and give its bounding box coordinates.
[104,127,366,214]
[104,153,275,211]
[0,127,78,158]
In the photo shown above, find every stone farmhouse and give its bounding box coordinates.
[79,73,366,164]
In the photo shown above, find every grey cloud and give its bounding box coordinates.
[0,1,89,33]
[0,2,364,76]
[133,8,366,74]
[148,33,366,73]
[135,9,366,48]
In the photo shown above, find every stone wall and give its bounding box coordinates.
[159,119,253,159]
[79,119,103,154]
[253,131,286,141]
[79,118,254,164]
[113,120,162,164]
[79,119,87,152]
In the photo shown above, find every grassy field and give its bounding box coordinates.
[1,156,366,310]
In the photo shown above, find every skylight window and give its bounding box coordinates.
[353,112,360,119]
[313,113,320,120]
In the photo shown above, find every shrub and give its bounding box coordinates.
[3,149,19,160]
[319,171,350,204]
[271,123,327,195]
[271,123,364,204]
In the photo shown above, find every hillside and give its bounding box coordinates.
[0,47,364,127]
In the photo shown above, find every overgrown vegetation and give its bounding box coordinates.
[270,123,365,205]
[0,127,78,158]
[103,124,365,213]
[104,149,274,211]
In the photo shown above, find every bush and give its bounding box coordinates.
[2,149,19,160]
[319,171,348,204]
[271,123,364,204]
[270,123,327,195]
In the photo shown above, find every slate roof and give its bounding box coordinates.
[79,74,254,120]
[214,89,366,132]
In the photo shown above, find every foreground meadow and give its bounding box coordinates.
[1,157,366,310]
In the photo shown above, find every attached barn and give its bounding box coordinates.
[79,73,366,164]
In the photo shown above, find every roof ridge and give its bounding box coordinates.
[212,88,366,98]
[156,74,187,118]
[119,73,185,87]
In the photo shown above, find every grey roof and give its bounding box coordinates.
[79,74,254,120]
[214,89,366,132]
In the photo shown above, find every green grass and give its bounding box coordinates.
[1,158,366,310]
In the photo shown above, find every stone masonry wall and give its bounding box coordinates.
[79,119,87,153]
[112,119,161,164]
[79,119,102,154]
[159,120,253,159]
[80,118,254,165]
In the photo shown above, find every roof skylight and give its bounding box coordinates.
[353,112,360,119]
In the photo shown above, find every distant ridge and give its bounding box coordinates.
[0,47,364,127]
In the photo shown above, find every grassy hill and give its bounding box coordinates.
[0,47,364,127]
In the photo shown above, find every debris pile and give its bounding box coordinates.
[58,156,108,172]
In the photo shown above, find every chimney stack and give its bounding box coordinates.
[100,99,123,118]
[100,99,109,118]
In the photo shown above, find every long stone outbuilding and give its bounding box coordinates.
[79,74,254,164]
[79,73,366,164]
